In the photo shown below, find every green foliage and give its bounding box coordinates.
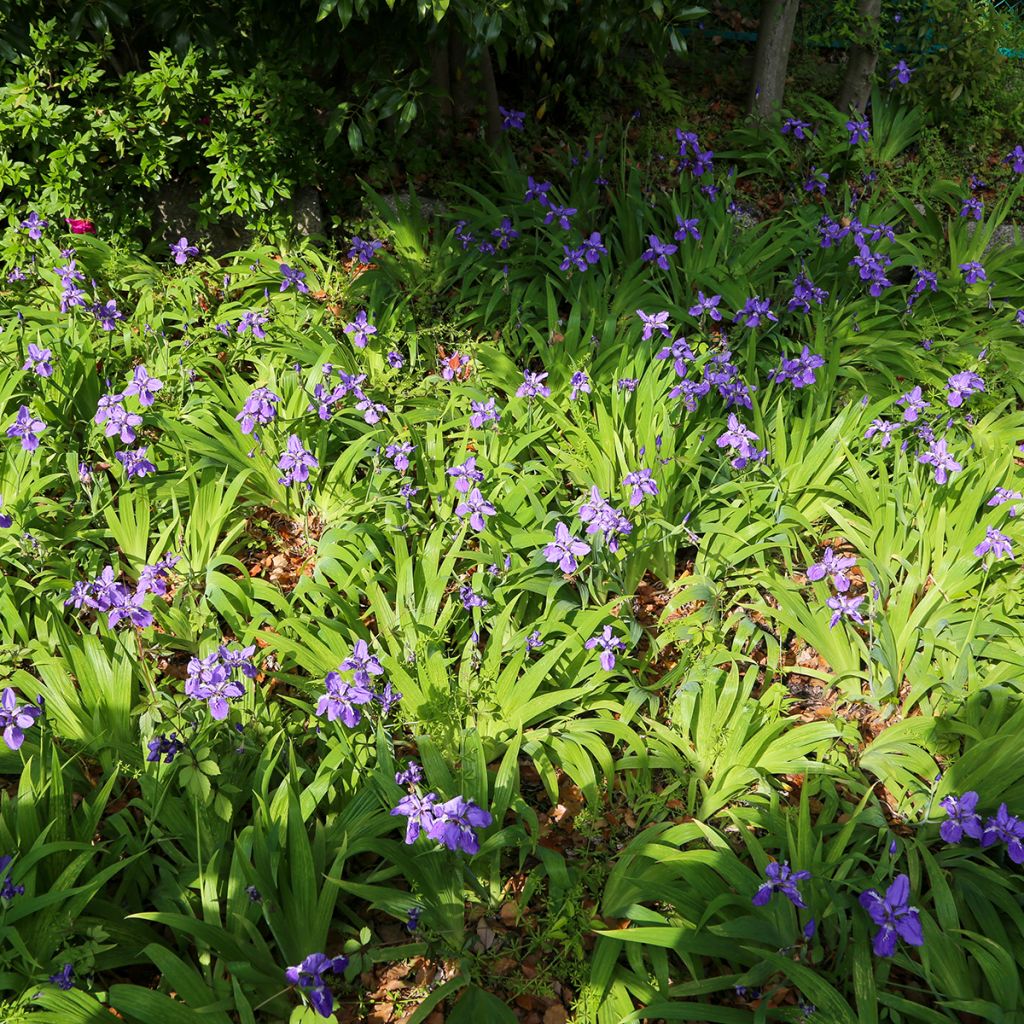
[3,82,1024,1021]
[887,0,1024,148]
[0,21,327,237]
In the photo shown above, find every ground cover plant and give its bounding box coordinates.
[6,71,1024,1023]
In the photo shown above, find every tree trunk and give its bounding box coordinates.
[747,0,801,118]
[837,0,882,114]
[479,45,503,146]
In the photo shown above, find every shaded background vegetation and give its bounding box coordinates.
[4,0,1024,242]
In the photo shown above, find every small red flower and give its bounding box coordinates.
[66,218,96,235]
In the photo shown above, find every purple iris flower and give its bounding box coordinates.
[60,283,88,312]
[960,261,987,285]
[447,456,484,493]
[49,964,75,990]
[581,231,607,264]
[0,688,40,750]
[770,345,825,388]
[570,370,591,400]
[826,593,865,628]
[470,398,501,429]
[395,761,424,786]
[459,584,487,611]
[989,487,1023,517]
[348,236,383,263]
[316,671,375,727]
[716,414,765,469]
[277,435,318,487]
[385,441,415,473]
[344,309,376,348]
[146,733,182,765]
[907,267,938,309]
[491,217,520,249]
[656,338,695,376]
[818,216,850,248]
[560,245,587,272]
[897,386,929,423]
[517,369,550,399]
[454,488,496,531]
[752,861,810,908]
[0,855,24,900]
[184,661,245,720]
[641,233,678,270]
[734,296,777,329]
[355,398,388,424]
[524,177,551,204]
[688,291,722,320]
[584,625,627,671]
[623,468,658,507]
[859,875,924,957]
[339,639,384,686]
[426,795,493,854]
[453,220,476,250]
[939,792,983,844]
[804,167,829,195]
[946,371,984,407]
[788,272,828,314]
[781,117,812,140]
[6,405,46,451]
[917,438,962,485]
[960,197,984,221]
[20,212,48,239]
[1005,145,1024,174]
[0,496,12,529]
[91,299,125,331]
[499,106,525,131]
[236,387,281,434]
[100,402,142,443]
[279,264,309,293]
[82,566,121,612]
[124,365,163,406]
[237,310,269,338]
[637,309,672,341]
[981,803,1024,863]
[806,547,856,592]
[544,204,577,230]
[218,643,255,678]
[107,587,154,628]
[974,526,1014,561]
[116,447,156,480]
[578,486,630,549]
[391,791,438,844]
[674,216,701,242]
[846,118,870,144]
[889,61,913,85]
[54,258,84,285]
[137,555,179,597]
[22,343,53,377]
[285,952,349,1019]
[169,237,199,265]
[439,352,470,381]
[850,246,893,296]
[544,522,591,573]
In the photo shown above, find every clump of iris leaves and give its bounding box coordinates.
[3,84,1024,1024]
